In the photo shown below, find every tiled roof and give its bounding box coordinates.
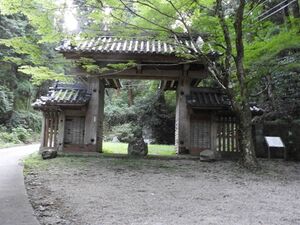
[32,83,91,109]
[187,88,263,113]
[57,36,203,55]
[187,88,230,109]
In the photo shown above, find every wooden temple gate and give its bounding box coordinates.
[33,36,249,156]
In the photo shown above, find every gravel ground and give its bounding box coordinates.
[25,156,300,225]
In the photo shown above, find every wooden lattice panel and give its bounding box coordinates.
[43,112,59,148]
[217,116,239,152]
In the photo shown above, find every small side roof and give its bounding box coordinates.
[32,82,91,110]
[187,87,264,114]
[187,88,231,110]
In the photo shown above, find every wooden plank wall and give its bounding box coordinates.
[64,116,85,145]
[190,119,211,150]
[216,115,239,152]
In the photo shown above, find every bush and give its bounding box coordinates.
[0,126,21,144]
[9,110,42,132]
[12,127,31,143]
[0,85,14,122]
[0,125,34,146]
[112,123,142,143]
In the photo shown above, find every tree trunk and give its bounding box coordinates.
[128,81,134,106]
[236,106,259,169]
[292,0,300,18]
[233,0,259,170]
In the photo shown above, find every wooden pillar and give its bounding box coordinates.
[98,80,105,152]
[211,113,220,159]
[53,112,58,148]
[84,77,105,152]
[175,65,191,154]
[39,113,46,152]
[44,113,49,148]
[57,112,65,152]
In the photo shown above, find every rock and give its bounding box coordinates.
[112,136,120,143]
[127,137,148,156]
[39,205,46,211]
[200,150,216,162]
[41,149,57,160]
[144,138,154,144]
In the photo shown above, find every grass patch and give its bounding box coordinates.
[23,152,177,174]
[23,152,50,175]
[23,152,95,175]
[103,142,176,156]
[22,142,176,175]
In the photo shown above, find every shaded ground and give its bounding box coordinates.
[25,155,300,225]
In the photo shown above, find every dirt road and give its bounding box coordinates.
[25,156,300,225]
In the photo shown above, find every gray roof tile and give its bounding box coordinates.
[32,83,91,110]
[57,36,203,55]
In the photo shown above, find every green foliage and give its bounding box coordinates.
[78,57,136,74]
[244,19,300,120]
[107,61,136,70]
[0,85,14,116]
[245,26,300,67]
[105,103,138,128]
[12,126,31,143]
[0,111,41,147]
[0,125,19,144]
[112,122,137,142]
[0,125,35,146]
[9,110,42,132]
[0,0,61,43]
[104,80,175,144]
[19,66,70,85]
[0,7,69,84]
[0,37,44,64]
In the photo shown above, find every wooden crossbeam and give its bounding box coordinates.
[70,67,208,81]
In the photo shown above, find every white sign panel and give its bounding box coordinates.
[265,136,285,148]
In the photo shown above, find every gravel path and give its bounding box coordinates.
[25,156,300,225]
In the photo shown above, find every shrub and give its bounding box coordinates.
[0,125,34,145]
[9,110,42,132]
[0,129,21,144]
[0,85,14,122]
[112,123,142,143]
[12,127,31,143]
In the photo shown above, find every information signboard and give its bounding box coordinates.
[264,136,286,160]
[265,136,285,148]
